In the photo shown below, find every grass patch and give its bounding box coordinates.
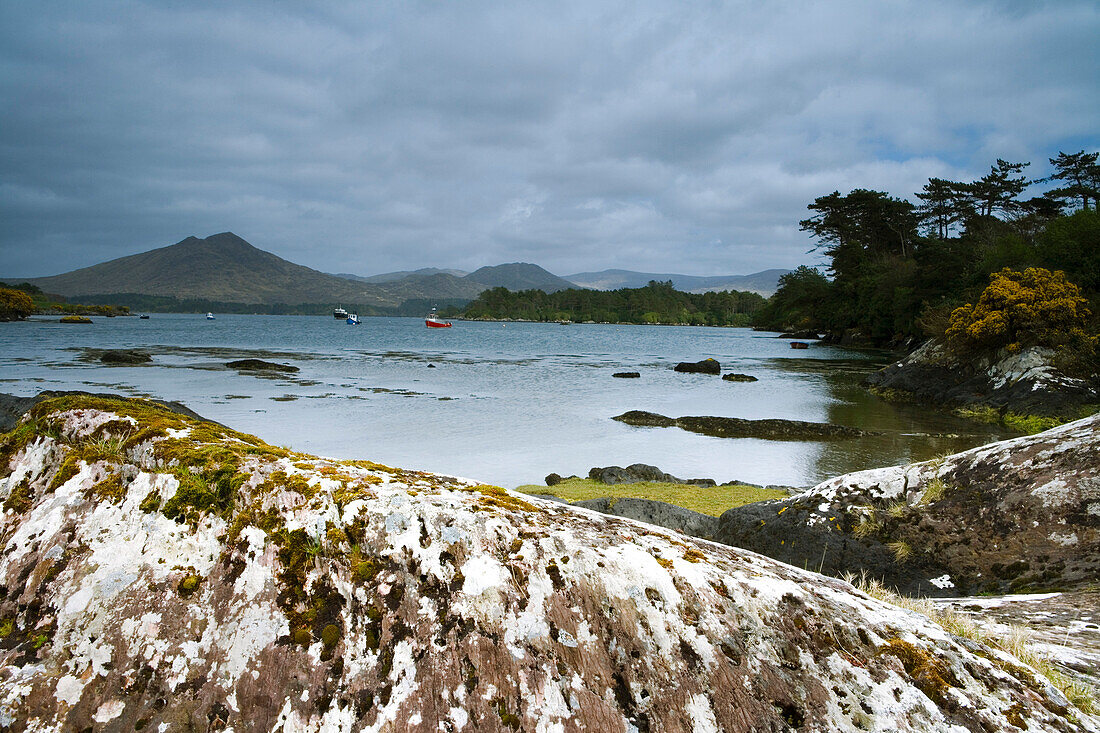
[516,478,788,517]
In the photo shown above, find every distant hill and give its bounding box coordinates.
[565,268,791,296]
[464,263,578,293]
[334,267,468,284]
[17,233,401,307]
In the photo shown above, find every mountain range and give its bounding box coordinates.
[8,232,788,311]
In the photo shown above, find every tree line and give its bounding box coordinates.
[754,150,1099,363]
[451,281,767,326]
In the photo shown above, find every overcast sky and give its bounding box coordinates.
[1,1,1097,279]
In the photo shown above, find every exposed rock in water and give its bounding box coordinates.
[1,394,1094,730]
[673,358,721,374]
[588,463,716,486]
[100,349,152,364]
[612,371,640,378]
[867,340,1099,418]
[611,409,677,427]
[613,410,869,440]
[225,358,300,373]
[722,373,758,382]
[714,414,1100,598]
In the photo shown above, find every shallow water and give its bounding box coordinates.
[0,314,1007,488]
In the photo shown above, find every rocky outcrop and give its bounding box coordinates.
[225,359,300,373]
[611,371,640,378]
[715,414,1100,598]
[673,358,721,374]
[588,463,716,486]
[722,373,758,382]
[100,349,152,364]
[867,340,1099,418]
[614,410,869,440]
[1,394,1095,731]
[572,497,719,540]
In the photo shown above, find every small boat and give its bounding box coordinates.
[425,309,452,328]
[206,313,215,320]
[139,314,150,320]
[334,307,348,319]
[346,314,361,325]
[790,341,808,349]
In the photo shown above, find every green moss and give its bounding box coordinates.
[31,634,48,649]
[868,386,916,404]
[177,574,201,596]
[1002,413,1064,435]
[321,623,341,649]
[879,638,959,706]
[918,478,948,505]
[88,474,126,502]
[3,478,32,513]
[162,466,243,525]
[0,618,13,637]
[463,485,538,512]
[139,491,161,513]
[494,700,521,729]
[292,628,312,646]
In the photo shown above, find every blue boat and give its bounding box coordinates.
[346,313,361,325]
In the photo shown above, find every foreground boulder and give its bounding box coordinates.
[715,414,1100,598]
[0,394,1096,731]
[614,410,869,439]
[867,340,1098,419]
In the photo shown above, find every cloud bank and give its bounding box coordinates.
[1,0,1097,277]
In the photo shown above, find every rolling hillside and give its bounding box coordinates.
[565,268,790,296]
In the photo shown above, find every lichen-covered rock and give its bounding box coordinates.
[715,414,1100,598]
[1,395,1097,732]
[867,340,1098,418]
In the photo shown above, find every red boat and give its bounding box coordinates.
[426,309,452,328]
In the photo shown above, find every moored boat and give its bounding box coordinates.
[346,313,361,325]
[334,307,348,319]
[790,341,808,349]
[425,309,452,328]
[206,312,215,320]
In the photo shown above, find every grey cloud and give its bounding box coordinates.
[1,0,1097,278]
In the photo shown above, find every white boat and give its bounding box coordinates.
[206,312,215,320]
[346,313,361,325]
[334,307,348,319]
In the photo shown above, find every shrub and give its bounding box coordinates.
[0,287,35,321]
[945,267,1092,355]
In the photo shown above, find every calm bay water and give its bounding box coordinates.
[0,314,1006,488]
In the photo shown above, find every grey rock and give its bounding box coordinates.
[225,359,300,373]
[572,497,718,541]
[673,358,721,374]
[100,349,152,364]
[612,371,641,378]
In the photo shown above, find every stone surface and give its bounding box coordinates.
[571,497,719,541]
[867,340,1098,418]
[0,394,1096,731]
[722,373,758,382]
[613,411,869,440]
[673,358,721,375]
[100,349,152,364]
[225,359,300,373]
[715,414,1100,598]
[588,463,716,486]
[611,371,640,378]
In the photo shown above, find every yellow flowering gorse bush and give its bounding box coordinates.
[946,268,1092,354]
